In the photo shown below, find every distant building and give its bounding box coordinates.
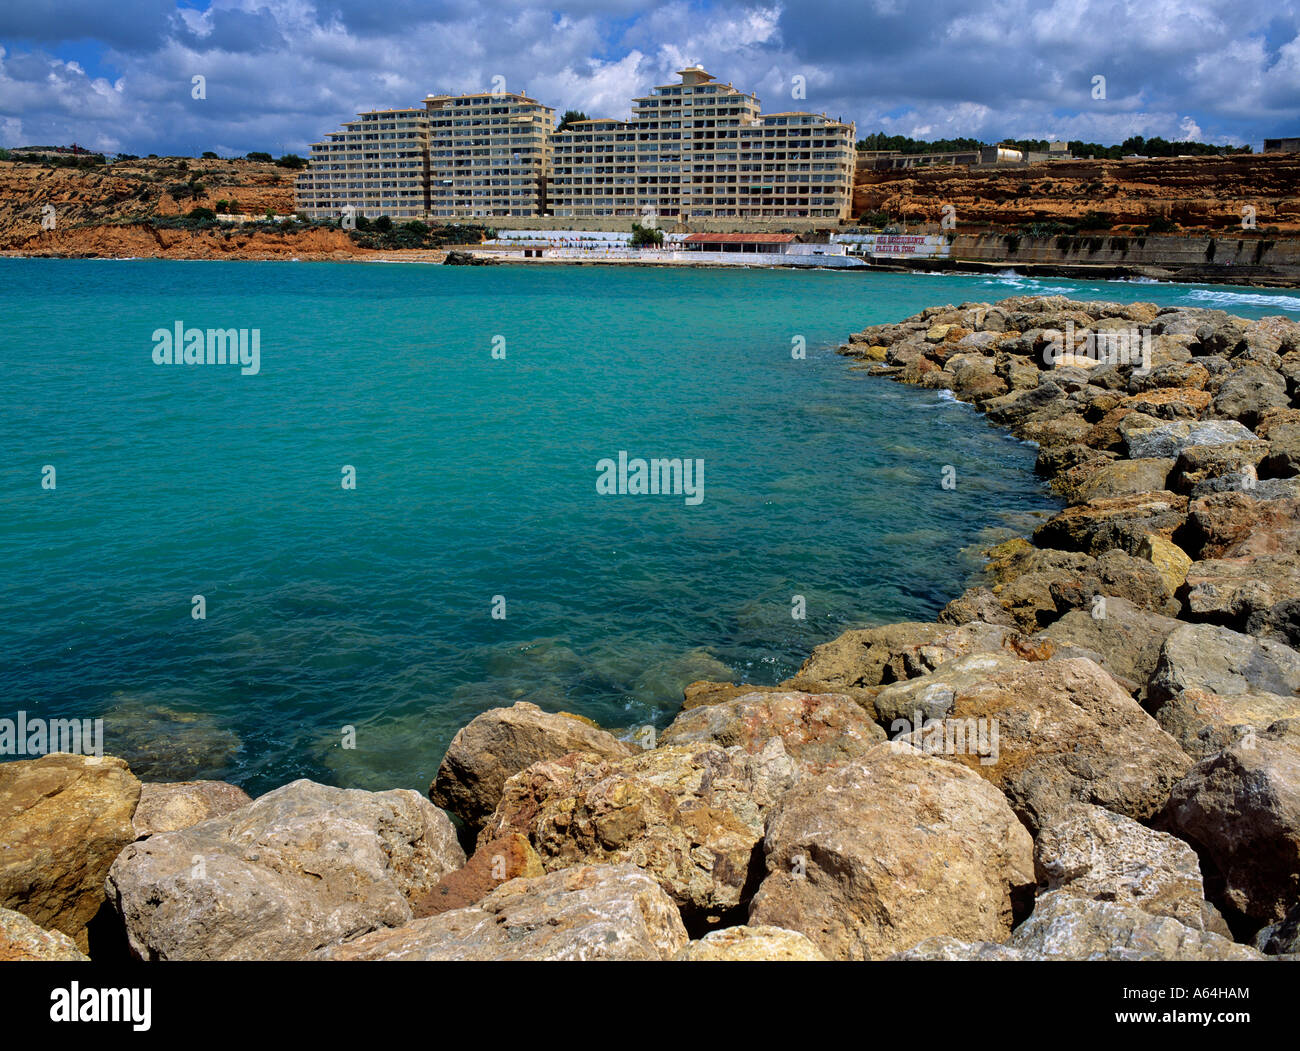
[857,145,1032,171]
[549,67,856,221]
[1263,137,1300,153]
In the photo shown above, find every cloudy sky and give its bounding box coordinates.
[1,0,1297,156]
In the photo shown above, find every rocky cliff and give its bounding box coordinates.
[855,153,1300,233]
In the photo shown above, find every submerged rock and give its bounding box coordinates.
[99,699,241,782]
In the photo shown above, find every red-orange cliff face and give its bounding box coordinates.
[0,156,372,259]
[854,154,1300,233]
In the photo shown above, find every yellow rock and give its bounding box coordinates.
[1138,534,1192,593]
[863,345,889,361]
[925,324,954,343]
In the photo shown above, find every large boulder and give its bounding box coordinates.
[994,548,1180,629]
[1261,422,1300,476]
[0,907,90,961]
[1060,458,1174,504]
[314,865,688,961]
[1169,440,1270,494]
[747,744,1034,960]
[1032,490,1188,557]
[132,780,252,838]
[1181,493,1300,560]
[937,586,1018,627]
[1159,721,1300,923]
[1004,890,1262,960]
[106,779,465,960]
[1211,364,1290,427]
[659,690,885,771]
[429,701,634,828]
[1154,687,1300,759]
[1038,598,1181,693]
[1034,804,1209,928]
[675,925,826,961]
[0,754,141,950]
[1146,623,1300,705]
[898,657,1192,832]
[889,937,1028,961]
[1136,533,1193,593]
[478,742,799,917]
[1126,419,1257,460]
[1183,553,1300,629]
[797,620,1034,689]
[874,651,1028,726]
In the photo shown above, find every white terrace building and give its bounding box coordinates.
[549,66,856,221]
[296,91,553,221]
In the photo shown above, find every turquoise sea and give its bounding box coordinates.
[3,260,1299,794]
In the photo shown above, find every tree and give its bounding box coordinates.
[274,154,307,170]
[555,110,590,134]
[630,222,663,247]
[202,151,219,159]
[246,151,273,163]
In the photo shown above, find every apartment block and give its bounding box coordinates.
[295,108,431,220]
[550,67,856,221]
[296,70,853,223]
[422,92,553,218]
[297,92,553,221]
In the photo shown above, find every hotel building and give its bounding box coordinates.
[549,67,856,221]
[422,91,553,218]
[297,91,553,221]
[296,69,853,224]
[295,107,431,220]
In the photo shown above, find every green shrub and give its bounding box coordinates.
[246,152,273,163]
[630,222,663,247]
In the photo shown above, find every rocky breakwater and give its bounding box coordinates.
[4,296,1300,961]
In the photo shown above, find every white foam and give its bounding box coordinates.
[1182,289,1300,312]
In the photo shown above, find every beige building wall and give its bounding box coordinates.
[423,92,553,219]
[296,93,554,221]
[296,108,430,220]
[551,67,855,222]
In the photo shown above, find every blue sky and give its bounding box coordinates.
[1,0,1297,156]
